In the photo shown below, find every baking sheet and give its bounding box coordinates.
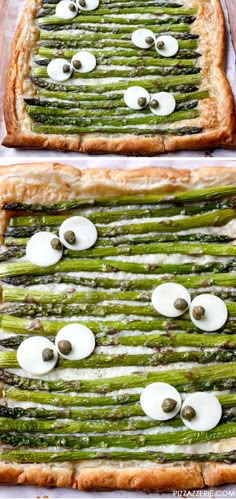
[0,158,235,498]
[0,0,235,158]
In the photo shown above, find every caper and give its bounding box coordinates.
[157,40,165,49]
[42,348,54,362]
[162,398,177,413]
[50,238,62,251]
[181,405,196,421]
[58,340,72,356]
[64,230,76,245]
[63,64,71,74]
[73,59,82,70]
[150,99,159,109]
[69,2,76,11]
[174,298,188,311]
[137,97,147,108]
[145,36,154,45]
[79,0,86,6]
[192,305,205,320]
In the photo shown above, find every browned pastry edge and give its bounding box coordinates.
[2,0,236,153]
[0,163,235,490]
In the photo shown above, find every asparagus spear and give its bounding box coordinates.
[0,449,235,464]
[1,259,231,279]
[1,363,235,394]
[4,232,233,247]
[1,332,236,351]
[0,349,234,370]
[2,300,236,319]
[31,124,203,136]
[4,186,236,212]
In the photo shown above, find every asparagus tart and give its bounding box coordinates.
[0,164,235,490]
[2,0,236,153]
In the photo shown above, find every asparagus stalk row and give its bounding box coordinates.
[31,124,203,136]
[11,200,231,227]
[3,378,236,408]
[1,363,235,394]
[4,186,236,212]
[3,314,236,337]
[0,349,234,370]
[1,258,233,279]
[1,332,236,351]
[0,449,235,464]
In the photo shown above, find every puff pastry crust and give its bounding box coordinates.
[0,163,236,491]
[2,0,236,154]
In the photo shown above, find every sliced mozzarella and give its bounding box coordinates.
[150,92,176,116]
[77,0,99,11]
[181,393,222,431]
[71,51,97,73]
[47,58,73,82]
[55,324,95,360]
[124,86,150,110]
[59,216,97,250]
[140,382,181,421]
[151,283,191,318]
[132,29,155,49]
[190,294,228,332]
[17,337,58,376]
[56,0,78,19]
[156,35,179,57]
[26,232,63,268]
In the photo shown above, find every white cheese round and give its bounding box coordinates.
[132,29,155,49]
[151,283,191,317]
[124,86,150,110]
[59,216,97,250]
[150,92,176,116]
[181,393,222,431]
[190,294,228,331]
[56,0,78,19]
[155,35,179,57]
[17,337,58,375]
[47,58,73,82]
[26,232,63,268]
[77,0,99,11]
[55,324,95,360]
[71,51,97,73]
[140,382,182,421]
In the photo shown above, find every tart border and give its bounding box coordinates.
[1,0,236,153]
[0,163,236,490]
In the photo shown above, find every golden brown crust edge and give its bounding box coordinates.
[2,0,236,153]
[0,163,236,490]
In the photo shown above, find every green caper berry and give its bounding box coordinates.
[50,238,62,251]
[64,230,76,245]
[63,64,71,74]
[181,405,196,421]
[157,40,165,49]
[73,59,82,70]
[174,298,188,311]
[69,2,76,11]
[79,0,86,6]
[145,36,154,45]
[192,305,205,320]
[42,348,54,362]
[161,398,177,413]
[150,99,159,109]
[137,97,147,108]
[58,340,72,356]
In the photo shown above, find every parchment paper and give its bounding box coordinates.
[0,0,235,157]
